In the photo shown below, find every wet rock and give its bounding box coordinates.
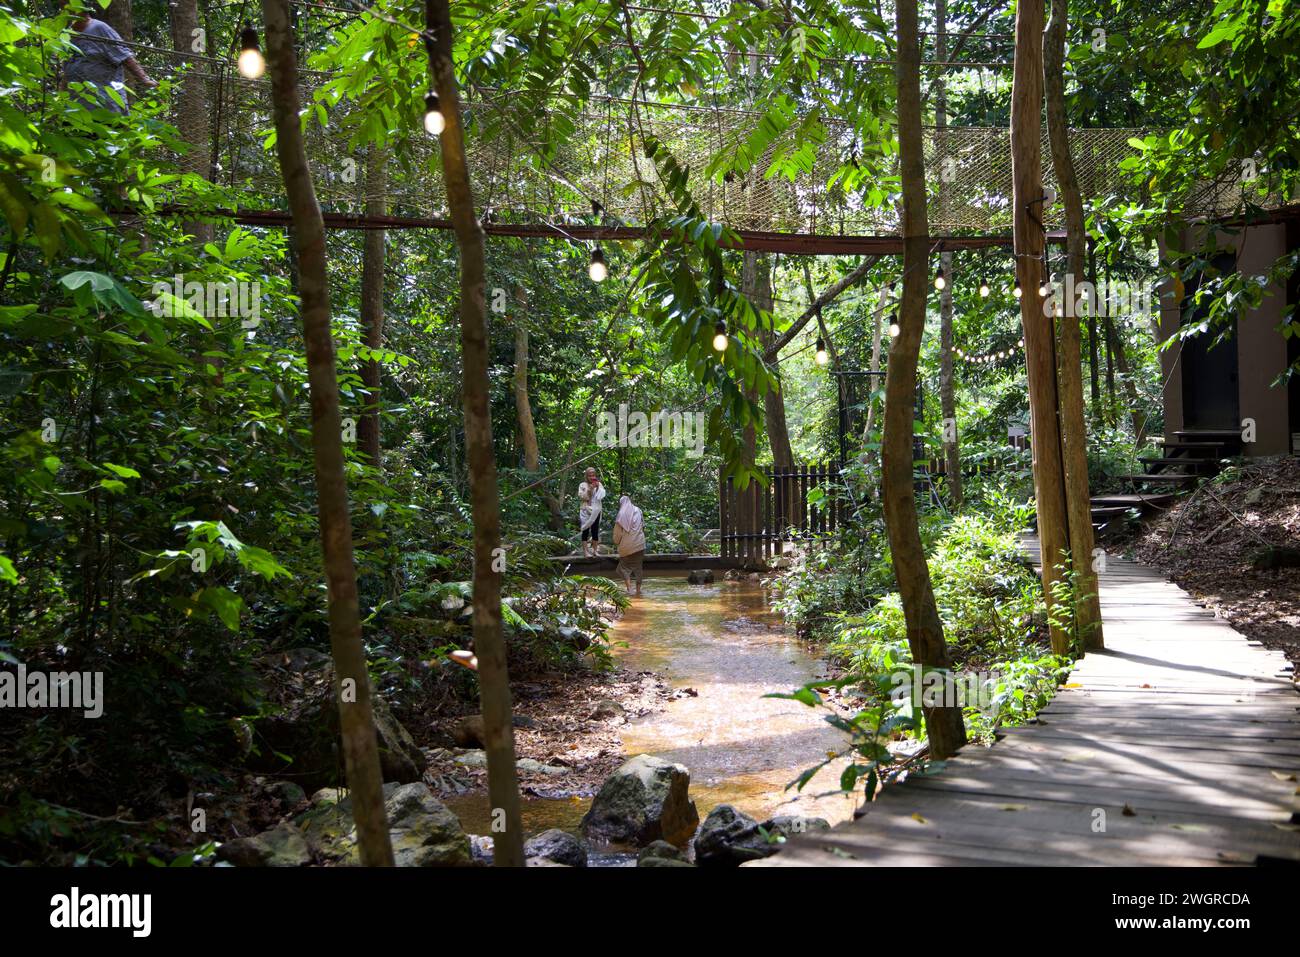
[590,698,625,720]
[694,806,832,865]
[525,828,588,867]
[687,569,715,585]
[638,856,696,867]
[469,834,494,866]
[723,569,742,581]
[581,754,699,847]
[217,823,311,867]
[746,572,762,582]
[693,805,780,866]
[637,840,685,865]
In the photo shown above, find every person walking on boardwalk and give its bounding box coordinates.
[578,467,606,557]
[612,493,645,597]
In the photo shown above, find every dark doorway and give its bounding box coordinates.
[1181,253,1240,430]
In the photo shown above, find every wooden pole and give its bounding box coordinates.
[1011,0,1072,655]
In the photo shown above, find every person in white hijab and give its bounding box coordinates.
[612,493,646,596]
[578,467,606,557]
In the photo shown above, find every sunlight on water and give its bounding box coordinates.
[444,576,856,858]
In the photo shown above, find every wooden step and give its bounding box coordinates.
[1160,440,1225,451]
[1140,456,1213,473]
[1173,429,1241,440]
[1090,493,1177,508]
[1090,505,1132,518]
[1117,473,1199,485]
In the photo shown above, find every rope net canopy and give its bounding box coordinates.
[130,40,1279,247]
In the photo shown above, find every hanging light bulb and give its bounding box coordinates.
[588,246,608,282]
[238,25,265,79]
[1012,279,1022,299]
[423,92,446,135]
[814,338,829,367]
[888,314,901,337]
[1039,277,1051,298]
[934,267,946,291]
[979,278,990,297]
[713,320,728,352]
[1018,338,1025,348]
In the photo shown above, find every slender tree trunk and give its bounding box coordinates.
[357,148,386,468]
[513,287,566,531]
[261,0,393,866]
[934,1,962,507]
[1045,0,1103,649]
[425,0,524,867]
[862,281,892,442]
[887,0,965,759]
[1106,311,1146,442]
[1103,306,1117,423]
[759,260,794,470]
[1087,245,1102,419]
[1011,0,1071,655]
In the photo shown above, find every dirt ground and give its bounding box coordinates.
[423,665,675,800]
[1118,456,1300,670]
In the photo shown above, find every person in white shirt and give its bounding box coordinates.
[577,467,606,557]
[612,493,646,596]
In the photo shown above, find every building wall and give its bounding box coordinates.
[1161,223,1291,456]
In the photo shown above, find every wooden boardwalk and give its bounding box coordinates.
[755,542,1300,866]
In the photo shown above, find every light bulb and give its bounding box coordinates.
[1039,280,1050,297]
[588,247,608,282]
[979,279,990,297]
[889,321,900,337]
[1012,280,1022,299]
[423,93,445,135]
[815,339,829,366]
[934,268,946,291]
[238,26,265,79]
[713,321,728,352]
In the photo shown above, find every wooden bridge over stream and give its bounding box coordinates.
[756,538,1300,867]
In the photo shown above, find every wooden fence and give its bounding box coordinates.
[719,463,841,566]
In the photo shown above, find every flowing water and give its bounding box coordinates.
[444,576,855,861]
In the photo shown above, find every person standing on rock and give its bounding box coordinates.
[613,493,645,596]
[578,467,606,557]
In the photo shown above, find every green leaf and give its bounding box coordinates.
[197,587,244,632]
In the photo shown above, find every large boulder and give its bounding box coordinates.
[294,782,471,866]
[216,823,311,867]
[694,805,831,866]
[581,754,699,847]
[687,569,715,585]
[524,829,588,867]
[253,662,425,792]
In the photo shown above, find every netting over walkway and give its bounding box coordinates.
[127,39,1276,242]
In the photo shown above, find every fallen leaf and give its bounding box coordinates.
[1171,823,1208,832]
[911,812,928,824]
[1269,770,1297,782]
[998,803,1028,811]
[1122,803,1136,817]
[1062,750,1097,762]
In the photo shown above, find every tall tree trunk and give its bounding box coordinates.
[1103,308,1117,422]
[101,0,132,40]
[934,1,962,508]
[425,0,524,867]
[887,0,965,759]
[1045,0,1103,650]
[1011,0,1072,655]
[759,260,794,470]
[358,147,386,469]
[261,0,393,866]
[1106,311,1146,442]
[513,287,566,531]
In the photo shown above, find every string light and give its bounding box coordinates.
[423,92,446,135]
[979,278,990,297]
[238,25,265,79]
[1012,279,1022,299]
[588,246,608,282]
[1038,276,1051,298]
[712,320,728,352]
[934,267,946,291]
[888,313,900,337]
[814,338,829,366]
